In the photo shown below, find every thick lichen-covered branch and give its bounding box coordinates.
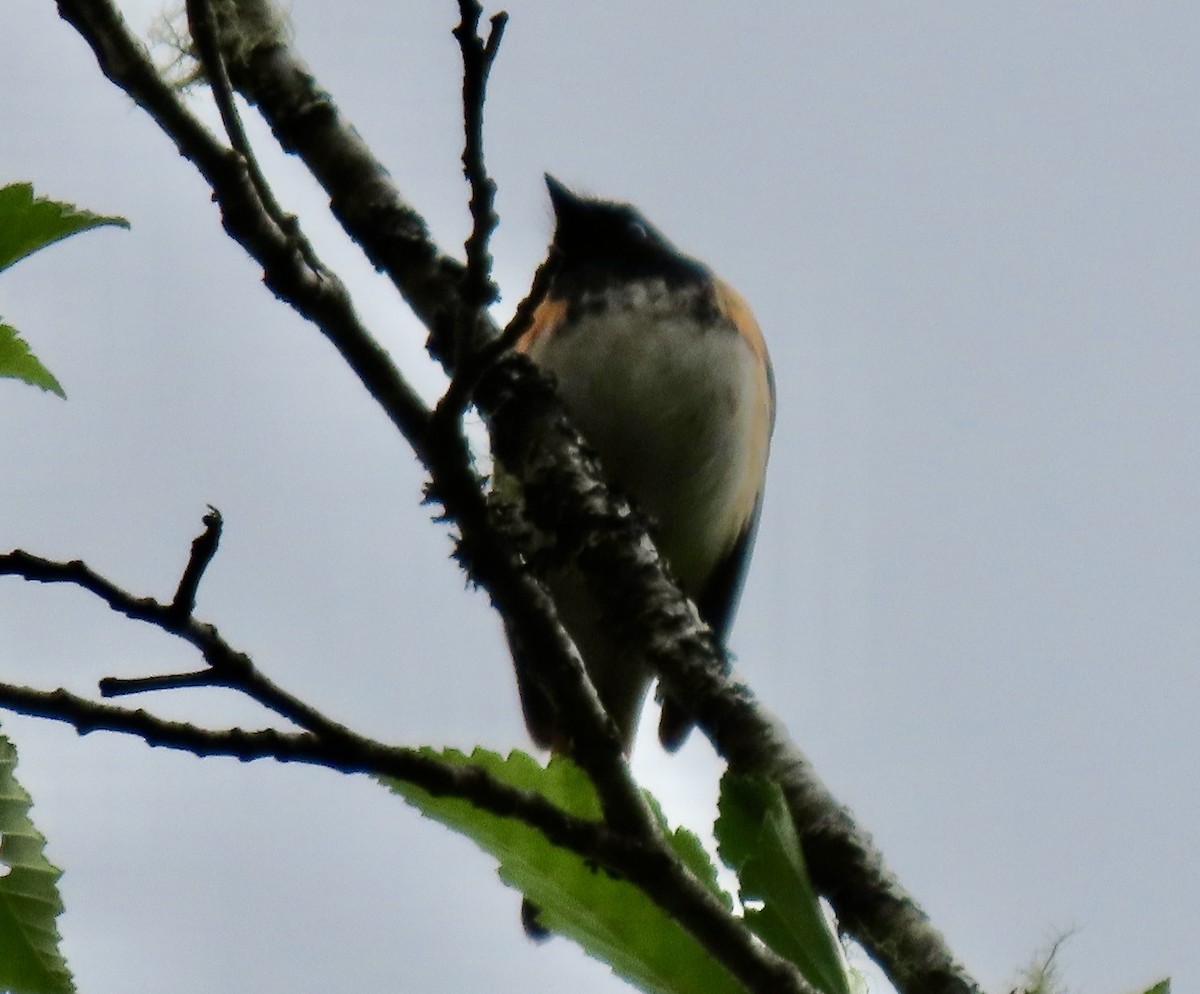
[24,4,985,993]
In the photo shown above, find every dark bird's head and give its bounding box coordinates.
[544,174,708,285]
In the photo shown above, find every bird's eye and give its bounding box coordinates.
[628,220,650,241]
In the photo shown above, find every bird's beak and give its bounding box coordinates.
[544,173,583,216]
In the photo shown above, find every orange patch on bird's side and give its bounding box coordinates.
[714,278,775,527]
[713,278,770,371]
[515,294,569,354]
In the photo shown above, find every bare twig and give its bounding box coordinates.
[2,540,347,740]
[0,675,812,993]
[435,249,561,431]
[0,543,811,994]
[0,681,617,855]
[56,0,433,461]
[439,3,665,851]
[184,0,320,272]
[453,0,505,314]
[215,0,468,344]
[100,669,218,697]
[171,504,222,616]
[432,0,508,409]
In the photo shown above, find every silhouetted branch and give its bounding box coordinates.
[26,4,986,993]
[2,530,346,738]
[100,669,219,697]
[170,504,222,617]
[454,0,505,311]
[443,0,665,862]
[0,681,619,856]
[0,538,809,994]
[216,0,467,342]
[56,0,434,458]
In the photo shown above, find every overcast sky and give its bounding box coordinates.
[3,2,1197,993]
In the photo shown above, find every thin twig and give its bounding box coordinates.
[0,549,811,994]
[454,0,506,314]
[2,542,348,740]
[171,504,222,616]
[218,0,468,346]
[434,249,560,425]
[432,0,507,412]
[440,3,665,848]
[56,0,434,461]
[184,0,321,272]
[100,669,219,697]
[0,680,608,851]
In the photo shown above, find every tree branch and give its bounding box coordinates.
[56,0,434,461]
[0,680,813,994]
[37,3,984,993]
[0,680,618,856]
[215,0,468,343]
[2,535,348,740]
[442,0,667,873]
[170,503,221,617]
[453,0,505,320]
[0,540,810,994]
[476,356,982,994]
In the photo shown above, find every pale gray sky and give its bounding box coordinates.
[3,3,1197,993]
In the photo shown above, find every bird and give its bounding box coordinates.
[504,174,774,756]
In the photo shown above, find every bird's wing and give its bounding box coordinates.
[657,492,766,751]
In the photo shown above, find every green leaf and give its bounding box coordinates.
[383,748,744,994]
[0,182,128,273]
[715,774,850,994]
[0,735,74,994]
[1136,981,1170,994]
[0,182,128,396]
[647,795,733,912]
[0,322,65,397]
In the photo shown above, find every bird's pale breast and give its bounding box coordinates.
[522,279,770,598]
